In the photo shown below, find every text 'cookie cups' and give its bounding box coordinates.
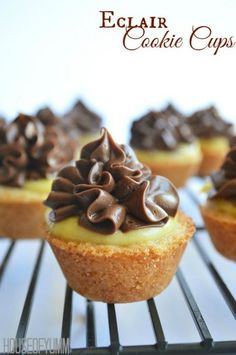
[130,108,202,187]
[200,147,236,261]
[0,114,75,239]
[45,128,195,303]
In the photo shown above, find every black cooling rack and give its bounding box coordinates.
[0,182,235,355]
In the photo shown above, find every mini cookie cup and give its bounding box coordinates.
[46,212,195,303]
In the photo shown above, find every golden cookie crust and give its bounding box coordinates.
[198,147,228,176]
[47,212,195,303]
[0,201,46,239]
[201,206,236,261]
[141,160,200,188]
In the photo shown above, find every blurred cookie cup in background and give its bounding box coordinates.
[36,106,78,153]
[63,99,102,154]
[130,109,202,188]
[0,113,75,239]
[187,106,234,176]
[200,147,236,260]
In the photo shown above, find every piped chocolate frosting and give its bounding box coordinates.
[45,128,179,234]
[36,106,60,126]
[230,136,236,148]
[187,106,233,139]
[130,110,195,151]
[0,113,75,187]
[209,147,236,201]
[64,100,102,133]
[163,103,185,120]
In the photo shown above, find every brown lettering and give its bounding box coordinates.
[99,11,115,28]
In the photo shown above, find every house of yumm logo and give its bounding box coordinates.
[99,10,235,55]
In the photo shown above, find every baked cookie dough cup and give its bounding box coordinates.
[63,99,102,156]
[130,109,201,188]
[135,143,202,188]
[201,203,236,261]
[0,114,75,239]
[200,147,236,261]
[47,212,194,303]
[187,106,234,176]
[198,137,230,176]
[45,128,195,303]
[0,181,51,239]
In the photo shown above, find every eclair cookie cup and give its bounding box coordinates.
[0,180,51,239]
[36,106,78,153]
[64,99,102,153]
[0,114,75,239]
[130,109,202,187]
[135,143,201,188]
[200,148,236,260]
[187,106,234,176]
[45,128,195,303]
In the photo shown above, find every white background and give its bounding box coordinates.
[0,0,236,142]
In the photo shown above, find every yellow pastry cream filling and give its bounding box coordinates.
[134,142,202,164]
[205,199,236,218]
[47,213,183,247]
[199,137,229,153]
[79,132,100,147]
[0,179,53,203]
[76,132,101,158]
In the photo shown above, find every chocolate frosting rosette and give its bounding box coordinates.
[45,128,179,234]
[209,147,236,201]
[64,100,102,134]
[129,108,201,187]
[130,110,195,151]
[0,113,75,187]
[44,128,195,303]
[187,106,233,139]
[36,106,60,126]
[187,106,234,176]
[200,146,236,261]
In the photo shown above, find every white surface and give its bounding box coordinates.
[0,0,236,143]
[0,179,235,351]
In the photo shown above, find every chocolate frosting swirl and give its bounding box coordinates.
[230,135,236,148]
[130,110,195,151]
[187,106,233,139]
[209,147,236,201]
[0,113,75,187]
[0,117,6,143]
[0,117,5,126]
[64,100,102,133]
[45,128,179,234]
[163,103,185,120]
[36,106,60,126]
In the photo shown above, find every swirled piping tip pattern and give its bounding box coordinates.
[45,128,180,234]
[187,106,234,139]
[209,147,236,201]
[0,113,75,187]
[64,100,102,133]
[36,106,60,126]
[130,108,195,151]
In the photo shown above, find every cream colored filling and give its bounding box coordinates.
[76,132,100,159]
[206,199,236,218]
[79,132,100,147]
[0,179,52,203]
[134,142,202,164]
[200,181,213,193]
[47,213,183,247]
[199,137,229,153]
